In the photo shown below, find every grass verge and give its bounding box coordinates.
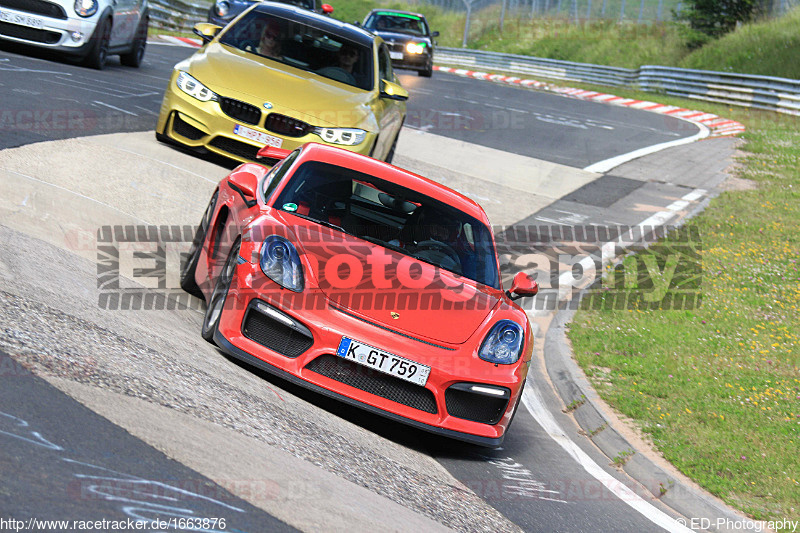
[562,90,800,521]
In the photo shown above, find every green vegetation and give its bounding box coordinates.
[674,0,758,40]
[566,92,799,520]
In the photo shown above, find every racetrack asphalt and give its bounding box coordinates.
[0,41,753,530]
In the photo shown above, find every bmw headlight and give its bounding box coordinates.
[260,236,304,292]
[478,320,524,365]
[405,42,426,55]
[74,0,98,17]
[313,127,366,146]
[176,72,217,102]
[214,0,230,17]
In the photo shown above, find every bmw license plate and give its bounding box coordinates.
[389,51,403,60]
[0,8,44,29]
[233,124,282,148]
[337,337,430,386]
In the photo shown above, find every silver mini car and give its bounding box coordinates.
[0,0,149,69]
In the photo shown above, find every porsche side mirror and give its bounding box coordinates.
[228,170,258,199]
[380,80,409,101]
[193,23,222,43]
[506,272,538,301]
[321,4,333,14]
[431,31,440,37]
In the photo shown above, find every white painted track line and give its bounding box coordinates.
[522,386,693,533]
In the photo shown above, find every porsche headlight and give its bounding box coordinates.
[313,127,366,146]
[260,236,304,292]
[478,320,524,365]
[214,0,230,17]
[176,72,217,102]
[74,0,98,17]
[405,42,426,55]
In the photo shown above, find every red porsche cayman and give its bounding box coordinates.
[182,142,538,446]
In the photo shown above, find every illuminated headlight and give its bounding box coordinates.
[313,127,366,146]
[260,236,304,292]
[176,72,217,102]
[478,320,524,365]
[405,42,426,55]
[74,0,98,17]
[214,0,230,17]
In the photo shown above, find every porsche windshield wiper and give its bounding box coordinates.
[287,211,350,235]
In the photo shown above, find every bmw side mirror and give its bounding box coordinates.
[193,23,221,43]
[431,31,440,37]
[322,4,334,14]
[380,80,409,101]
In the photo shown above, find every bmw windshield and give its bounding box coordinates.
[219,9,374,91]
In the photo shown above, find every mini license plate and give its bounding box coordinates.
[337,337,430,386]
[389,51,403,60]
[0,8,44,29]
[233,124,282,148]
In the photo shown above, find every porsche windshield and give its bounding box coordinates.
[219,10,374,91]
[274,161,500,289]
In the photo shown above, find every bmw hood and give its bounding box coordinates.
[182,42,377,129]
[281,216,500,345]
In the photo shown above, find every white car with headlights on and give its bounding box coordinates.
[0,0,149,69]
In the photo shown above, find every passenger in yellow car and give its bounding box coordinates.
[257,20,282,59]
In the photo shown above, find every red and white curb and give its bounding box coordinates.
[433,66,746,138]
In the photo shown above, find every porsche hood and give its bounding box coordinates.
[285,221,500,345]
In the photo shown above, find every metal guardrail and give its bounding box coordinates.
[143,1,800,116]
[437,48,639,87]
[150,0,208,33]
[437,47,800,115]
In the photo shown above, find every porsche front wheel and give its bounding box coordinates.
[181,190,218,298]
[201,239,240,343]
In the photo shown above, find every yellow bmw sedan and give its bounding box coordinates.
[156,2,408,164]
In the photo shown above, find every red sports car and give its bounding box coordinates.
[182,142,538,446]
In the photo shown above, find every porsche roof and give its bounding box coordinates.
[290,143,488,222]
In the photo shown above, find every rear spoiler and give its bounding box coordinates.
[256,146,292,160]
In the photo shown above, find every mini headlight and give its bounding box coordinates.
[74,0,98,17]
[260,236,304,292]
[405,42,425,55]
[176,71,217,102]
[214,0,230,17]
[313,127,366,146]
[478,320,524,365]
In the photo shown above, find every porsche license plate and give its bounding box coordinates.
[389,51,403,60]
[233,124,282,148]
[337,337,430,386]
[0,8,44,29]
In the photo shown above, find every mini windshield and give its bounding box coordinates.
[364,12,429,36]
[274,161,500,289]
[219,10,374,91]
